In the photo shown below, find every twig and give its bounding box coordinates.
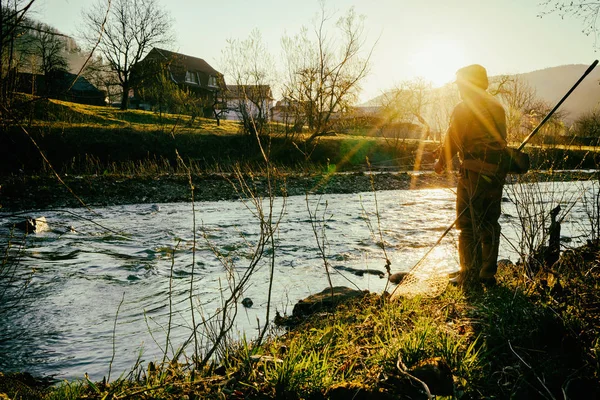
[175,150,199,362]
[306,193,334,295]
[107,292,125,383]
[163,240,181,366]
[396,355,433,400]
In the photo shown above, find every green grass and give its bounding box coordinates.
[26,97,240,134]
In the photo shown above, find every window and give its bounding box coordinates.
[185,71,199,84]
[208,75,218,87]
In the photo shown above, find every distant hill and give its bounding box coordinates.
[360,64,600,124]
[514,64,600,123]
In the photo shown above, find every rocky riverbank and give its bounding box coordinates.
[1,169,597,212]
[0,171,456,211]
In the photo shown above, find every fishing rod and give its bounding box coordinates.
[398,59,599,284]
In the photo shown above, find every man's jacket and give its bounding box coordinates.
[439,91,507,175]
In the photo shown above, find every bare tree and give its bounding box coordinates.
[376,78,440,145]
[540,1,600,47]
[81,53,120,104]
[574,109,600,141]
[427,83,460,139]
[375,87,415,149]
[0,0,36,102]
[490,75,566,143]
[221,29,275,136]
[281,4,374,142]
[81,0,173,110]
[404,78,434,139]
[16,21,68,76]
[490,75,538,142]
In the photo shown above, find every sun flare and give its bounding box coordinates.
[409,38,467,87]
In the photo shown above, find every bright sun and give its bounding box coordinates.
[409,38,467,87]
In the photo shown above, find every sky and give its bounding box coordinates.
[31,0,598,103]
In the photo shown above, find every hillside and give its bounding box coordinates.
[515,63,600,122]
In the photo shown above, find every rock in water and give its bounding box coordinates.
[292,286,368,318]
[13,217,49,233]
[241,297,253,308]
[333,264,385,277]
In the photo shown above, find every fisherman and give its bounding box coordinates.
[434,64,507,289]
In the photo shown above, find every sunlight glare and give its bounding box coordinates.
[409,38,467,87]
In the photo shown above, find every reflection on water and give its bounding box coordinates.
[0,181,594,379]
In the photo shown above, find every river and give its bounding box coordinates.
[0,179,596,380]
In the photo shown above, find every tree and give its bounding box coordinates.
[540,1,600,47]
[82,0,172,110]
[427,83,460,139]
[574,109,600,140]
[489,75,537,142]
[0,0,35,102]
[25,21,68,76]
[490,75,566,143]
[281,4,374,142]
[81,53,120,104]
[134,60,190,116]
[376,78,449,143]
[221,29,275,136]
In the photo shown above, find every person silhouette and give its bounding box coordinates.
[434,64,507,289]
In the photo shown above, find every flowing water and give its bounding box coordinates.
[0,179,596,380]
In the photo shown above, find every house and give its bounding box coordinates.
[14,71,106,106]
[130,48,225,114]
[223,84,273,121]
[270,98,301,123]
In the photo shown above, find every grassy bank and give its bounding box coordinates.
[3,98,599,177]
[2,242,598,399]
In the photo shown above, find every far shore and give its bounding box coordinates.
[0,169,597,212]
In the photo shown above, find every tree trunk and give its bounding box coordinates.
[120,81,130,110]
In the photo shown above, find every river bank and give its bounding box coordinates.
[2,241,599,399]
[2,170,598,212]
[0,171,456,211]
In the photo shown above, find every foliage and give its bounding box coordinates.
[0,0,36,105]
[281,4,374,142]
[573,108,600,140]
[15,20,69,76]
[490,75,566,143]
[221,29,275,136]
[134,61,193,116]
[81,0,173,110]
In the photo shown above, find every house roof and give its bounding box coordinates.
[16,71,103,94]
[152,48,219,75]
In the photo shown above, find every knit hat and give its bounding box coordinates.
[455,64,489,90]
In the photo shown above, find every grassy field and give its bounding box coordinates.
[1,97,444,176]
